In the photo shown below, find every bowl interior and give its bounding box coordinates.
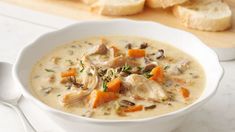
[13,19,223,122]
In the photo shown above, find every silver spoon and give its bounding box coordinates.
[0,62,36,132]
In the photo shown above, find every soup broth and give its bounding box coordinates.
[30,36,205,119]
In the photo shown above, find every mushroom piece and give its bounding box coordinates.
[144,104,157,110]
[142,62,158,72]
[125,43,132,49]
[176,60,190,72]
[156,49,165,59]
[41,86,53,95]
[124,74,168,101]
[91,43,108,55]
[119,100,135,107]
[168,59,190,75]
[140,42,148,49]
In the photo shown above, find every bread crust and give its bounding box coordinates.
[173,0,232,31]
[146,0,188,8]
[81,0,97,5]
[90,0,145,16]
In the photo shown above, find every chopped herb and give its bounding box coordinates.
[41,86,53,94]
[110,70,114,76]
[57,94,61,97]
[45,69,55,73]
[66,83,72,90]
[68,50,74,55]
[164,65,170,70]
[122,64,132,73]
[143,72,153,78]
[33,75,40,79]
[51,57,61,64]
[167,102,172,106]
[137,66,143,71]
[102,81,108,92]
[71,45,76,48]
[174,84,180,87]
[66,60,74,65]
[79,60,85,73]
[149,53,156,56]
[87,72,92,76]
[88,42,93,45]
[67,86,71,90]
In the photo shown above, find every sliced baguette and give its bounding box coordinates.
[90,0,145,16]
[146,0,188,8]
[81,0,97,5]
[173,0,232,31]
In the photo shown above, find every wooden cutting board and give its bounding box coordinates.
[2,0,235,49]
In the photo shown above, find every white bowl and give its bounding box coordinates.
[13,19,223,132]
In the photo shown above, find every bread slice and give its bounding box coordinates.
[173,0,232,31]
[81,0,97,5]
[146,0,188,8]
[90,0,145,16]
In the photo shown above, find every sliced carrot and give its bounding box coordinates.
[180,87,190,98]
[89,90,118,108]
[150,66,164,83]
[123,105,143,112]
[61,68,77,77]
[128,49,145,58]
[107,78,122,93]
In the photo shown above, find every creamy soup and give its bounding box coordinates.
[30,36,205,119]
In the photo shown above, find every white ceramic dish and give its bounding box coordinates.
[13,19,223,132]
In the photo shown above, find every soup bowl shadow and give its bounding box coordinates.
[13,19,223,132]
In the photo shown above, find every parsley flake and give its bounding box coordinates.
[80,60,85,73]
[102,81,108,92]
[45,69,55,73]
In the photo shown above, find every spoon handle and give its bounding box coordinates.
[12,105,37,132]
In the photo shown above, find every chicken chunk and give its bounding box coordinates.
[104,56,126,68]
[124,74,168,100]
[62,90,90,106]
[80,57,99,90]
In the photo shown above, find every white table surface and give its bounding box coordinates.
[0,2,234,132]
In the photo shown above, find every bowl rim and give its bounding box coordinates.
[12,19,224,124]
